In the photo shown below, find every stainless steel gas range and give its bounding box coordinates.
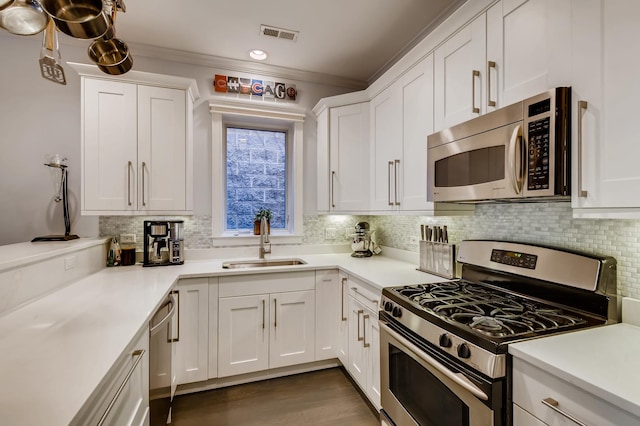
[379,240,618,426]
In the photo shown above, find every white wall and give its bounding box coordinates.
[0,32,354,245]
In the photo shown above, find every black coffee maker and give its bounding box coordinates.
[143,220,184,266]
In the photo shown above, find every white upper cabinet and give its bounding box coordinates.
[71,63,199,215]
[486,0,571,109]
[434,0,571,132]
[434,14,487,131]
[571,0,640,216]
[315,100,370,214]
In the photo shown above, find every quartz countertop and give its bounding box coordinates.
[509,322,640,419]
[0,252,442,425]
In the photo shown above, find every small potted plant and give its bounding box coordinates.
[253,208,272,235]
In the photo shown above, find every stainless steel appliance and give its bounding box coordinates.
[379,240,617,426]
[428,88,571,203]
[144,220,184,266]
[351,222,376,258]
[149,292,178,426]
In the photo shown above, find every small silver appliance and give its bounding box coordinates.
[351,222,374,258]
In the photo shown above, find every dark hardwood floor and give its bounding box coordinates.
[171,367,380,426]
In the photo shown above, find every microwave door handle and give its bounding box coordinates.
[508,124,524,194]
[380,322,489,401]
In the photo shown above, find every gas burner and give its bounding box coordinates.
[395,285,428,298]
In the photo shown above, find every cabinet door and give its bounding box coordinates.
[347,297,368,388]
[486,0,571,109]
[269,290,315,369]
[218,295,269,377]
[572,1,640,211]
[400,55,435,211]
[337,274,349,366]
[207,278,219,379]
[434,14,487,131]
[329,103,370,212]
[137,86,187,212]
[370,82,402,211]
[175,278,209,385]
[82,79,138,212]
[513,404,548,426]
[315,270,340,361]
[316,108,330,213]
[364,308,381,410]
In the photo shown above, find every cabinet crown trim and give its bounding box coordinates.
[67,62,200,102]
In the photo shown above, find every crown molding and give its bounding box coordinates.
[125,42,369,91]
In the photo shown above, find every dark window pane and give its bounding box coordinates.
[226,127,287,231]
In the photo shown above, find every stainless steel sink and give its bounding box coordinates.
[221,258,307,269]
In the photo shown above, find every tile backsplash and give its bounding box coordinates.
[100,202,640,298]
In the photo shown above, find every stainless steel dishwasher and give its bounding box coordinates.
[149,291,178,425]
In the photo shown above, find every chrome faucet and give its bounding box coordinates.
[259,216,271,259]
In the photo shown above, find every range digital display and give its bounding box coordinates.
[490,249,537,269]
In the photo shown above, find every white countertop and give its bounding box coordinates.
[509,322,640,419]
[0,252,441,425]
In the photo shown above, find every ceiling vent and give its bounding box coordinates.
[260,25,299,42]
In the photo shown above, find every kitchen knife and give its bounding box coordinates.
[443,225,448,243]
[421,224,425,241]
[426,226,432,242]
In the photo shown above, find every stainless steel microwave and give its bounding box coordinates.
[427,87,571,202]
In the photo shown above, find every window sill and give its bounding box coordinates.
[211,233,303,247]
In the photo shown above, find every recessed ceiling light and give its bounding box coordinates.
[249,49,267,61]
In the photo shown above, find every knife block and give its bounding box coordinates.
[419,241,456,279]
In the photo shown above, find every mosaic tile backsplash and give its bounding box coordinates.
[100,202,640,299]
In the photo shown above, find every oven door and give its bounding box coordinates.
[380,320,499,426]
[428,121,524,202]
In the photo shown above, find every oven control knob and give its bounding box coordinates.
[439,334,452,348]
[384,301,393,312]
[457,343,471,359]
[392,306,402,318]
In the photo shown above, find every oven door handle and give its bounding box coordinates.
[380,322,489,401]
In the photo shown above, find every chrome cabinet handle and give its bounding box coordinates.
[394,159,400,206]
[262,299,265,329]
[471,70,480,114]
[381,322,488,401]
[351,287,379,305]
[508,124,524,194]
[487,61,497,107]
[97,349,146,426]
[388,161,394,206]
[150,296,176,337]
[274,298,277,328]
[127,161,132,206]
[357,309,364,341]
[541,398,588,426]
[577,100,588,197]
[363,314,370,348]
[331,170,336,208]
[341,278,347,321]
[141,161,147,206]
[170,290,180,343]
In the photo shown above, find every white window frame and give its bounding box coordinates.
[210,99,305,246]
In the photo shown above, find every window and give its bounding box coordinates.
[226,127,287,231]
[210,100,305,245]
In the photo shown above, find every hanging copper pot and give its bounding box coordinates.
[40,0,110,39]
[87,4,132,75]
[0,0,48,36]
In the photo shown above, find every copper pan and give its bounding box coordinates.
[0,0,48,35]
[40,0,109,39]
[87,5,132,75]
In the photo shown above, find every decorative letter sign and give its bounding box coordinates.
[213,73,298,101]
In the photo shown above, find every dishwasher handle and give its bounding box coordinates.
[150,295,176,336]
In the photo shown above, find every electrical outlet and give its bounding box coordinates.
[120,233,136,244]
[324,228,339,240]
[64,255,76,271]
[345,227,353,239]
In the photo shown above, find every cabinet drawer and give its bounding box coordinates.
[348,276,381,312]
[219,271,315,297]
[512,358,640,426]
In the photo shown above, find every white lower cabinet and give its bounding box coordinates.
[73,327,149,426]
[346,276,381,410]
[175,278,210,385]
[217,271,316,377]
[336,272,349,366]
[315,269,341,360]
[512,357,640,426]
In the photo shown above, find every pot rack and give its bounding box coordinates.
[0,0,131,82]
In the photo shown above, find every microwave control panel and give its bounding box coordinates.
[527,98,552,191]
